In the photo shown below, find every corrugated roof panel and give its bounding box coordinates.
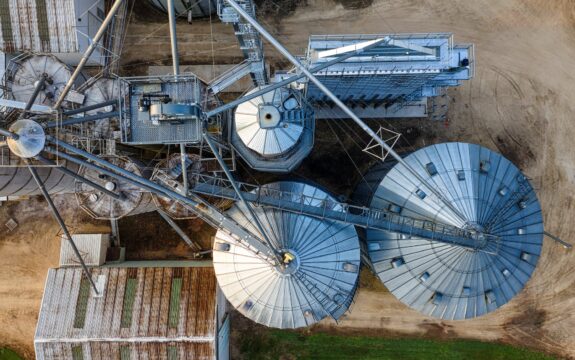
[35,266,218,352]
[0,0,81,53]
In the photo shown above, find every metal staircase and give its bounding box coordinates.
[484,174,533,232]
[294,271,341,321]
[217,0,268,86]
[208,60,255,94]
[103,0,131,75]
[191,174,500,250]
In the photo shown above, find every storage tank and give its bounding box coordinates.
[147,0,217,18]
[151,153,233,220]
[360,142,543,320]
[231,86,315,173]
[79,77,123,139]
[213,181,361,328]
[5,55,75,109]
[0,119,77,197]
[75,156,156,220]
[0,157,78,197]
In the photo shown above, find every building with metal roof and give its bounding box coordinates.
[0,0,108,65]
[305,33,474,118]
[35,263,229,360]
[60,234,110,267]
[360,143,543,320]
[213,181,361,328]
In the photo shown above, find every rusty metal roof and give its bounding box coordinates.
[0,0,104,55]
[35,266,218,359]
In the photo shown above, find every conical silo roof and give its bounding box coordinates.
[235,87,305,157]
[213,181,361,328]
[365,142,543,320]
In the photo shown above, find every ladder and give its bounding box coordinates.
[217,0,268,86]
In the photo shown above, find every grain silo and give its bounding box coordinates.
[78,77,123,139]
[360,143,543,320]
[213,181,361,328]
[75,156,156,220]
[231,86,314,173]
[4,55,77,109]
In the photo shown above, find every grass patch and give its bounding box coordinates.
[0,348,23,360]
[239,331,555,360]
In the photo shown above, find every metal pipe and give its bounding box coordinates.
[205,37,390,117]
[53,0,125,109]
[47,145,279,264]
[0,128,18,140]
[19,74,47,119]
[63,99,119,116]
[203,133,283,264]
[44,139,278,263]
[157,209,201,251]
[27,163,99,294]
[35,155,124,200]
[180,143,188,194]
[224,0,470,227]
[167,0,180,77]
[544,231,572,249]
[45,111,119,128]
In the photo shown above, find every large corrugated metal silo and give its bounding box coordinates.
[231,86,315,173]
[0,152,78,197]
[213,181,361,328]
[5,55,74,109]
[360,142,544,320]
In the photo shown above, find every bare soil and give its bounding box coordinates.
[2,0,575,358]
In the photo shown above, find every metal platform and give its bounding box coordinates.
[191,174,498,248]
[118,74,203,145]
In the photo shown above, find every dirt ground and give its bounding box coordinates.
[0,197,109,359]
[1,0,575,358]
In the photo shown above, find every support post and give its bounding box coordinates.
[224,0,470,227]
[180,144,189,194]
[167,0,180,78]
[62,99,119,116]
[157,209,201,251]
[53,0,124,109]
[45,111,119,128]
[0,128,18,140]
[544,231,572,249]
[27,163,99,294]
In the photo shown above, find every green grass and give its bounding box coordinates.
[0,348,23,360]
[239,331,556,360]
